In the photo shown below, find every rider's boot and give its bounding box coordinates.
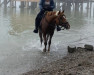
[33,17,39,33]
[33,28,38,33]
[33,24,38,33]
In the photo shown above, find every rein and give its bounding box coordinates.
[59,22,68,30]
[58,17,68,30]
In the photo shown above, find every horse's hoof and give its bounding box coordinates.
[48,49,50,52]
[43,49,46,52]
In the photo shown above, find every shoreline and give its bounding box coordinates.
[22,47,94,75]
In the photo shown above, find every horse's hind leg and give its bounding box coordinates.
[43,34,47,52]
[39,30,43,46]
[48,35,53,52]
[46,34,49,41]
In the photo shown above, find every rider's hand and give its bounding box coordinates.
[42,8,45,11]
[43,6,48,9]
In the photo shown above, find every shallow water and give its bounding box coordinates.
[0,1,94,75]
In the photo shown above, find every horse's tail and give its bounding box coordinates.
[39,29,43,46]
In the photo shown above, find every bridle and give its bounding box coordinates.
[44,13,70,29]
[57,15,69,30]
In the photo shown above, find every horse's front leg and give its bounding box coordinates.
[43,34,47,52]
[48,34,53,52]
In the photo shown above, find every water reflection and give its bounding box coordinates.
[0,1,94,35]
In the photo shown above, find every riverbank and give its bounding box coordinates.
[22,47,94,75]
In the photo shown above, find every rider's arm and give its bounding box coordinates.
[50,0,55,9]
[39,0,43,10]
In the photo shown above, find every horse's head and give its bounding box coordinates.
[55,10,70,30]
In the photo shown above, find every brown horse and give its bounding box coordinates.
[39,10,70,52]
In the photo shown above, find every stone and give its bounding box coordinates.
[84,44,93,51]
[68,45,76,53]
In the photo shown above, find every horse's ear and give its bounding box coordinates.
[55,11,60,16]
[62,10,64,13]
[58,10,61,15]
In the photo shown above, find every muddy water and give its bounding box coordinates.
[0,2,94,75]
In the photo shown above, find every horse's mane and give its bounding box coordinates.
[43,11,58,17]
[43,11,52,19]
[41,11,58,24]
[46,11,57,16]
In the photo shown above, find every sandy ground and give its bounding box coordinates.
[22,47,94,75]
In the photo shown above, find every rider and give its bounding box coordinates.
[33,0,61,33]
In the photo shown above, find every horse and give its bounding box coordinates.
[39,10,70,52]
